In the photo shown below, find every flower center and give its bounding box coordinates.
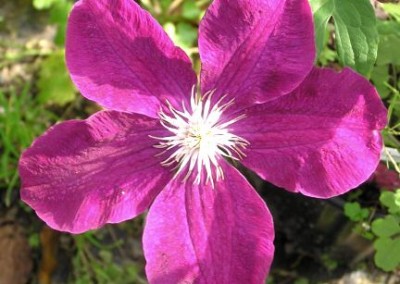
[152,87,248,187]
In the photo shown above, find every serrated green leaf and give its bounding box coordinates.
[344,202,369,222]
[310,0,378,76]
[37,50,76,106]
[380,190,400,215]
[333,0,378,76]
[372,216,400,237]
[374,237,400,271]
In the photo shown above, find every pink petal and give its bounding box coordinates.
[233,68,387,198]
[19,111,171,233]
[143,162,274,284]
[66,0,197,118]
[198,0,315,110]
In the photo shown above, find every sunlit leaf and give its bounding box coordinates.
[37,50,76,106]
[372,215,400,237]
[310,0,378,76]
[374,237,400,271]
[382,3,400,22]
[309,0,334,58]
[49,0,73,46]
[380,190,400,215]
[163,22,197,55]
[32,0,57,10]
[376,22,400,66]
[176,22,197,48]
[344,202,369,222]
[182,2,202,21]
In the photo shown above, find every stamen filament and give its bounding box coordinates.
[152,87,248,186]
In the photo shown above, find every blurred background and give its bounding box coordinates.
[1,0,400,283]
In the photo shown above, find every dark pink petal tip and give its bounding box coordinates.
[66,0,196,118]
[234,67,387,198]
[143,162,274,284]
[19,111,171,234]
[199,0,315,111]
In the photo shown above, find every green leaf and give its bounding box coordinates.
[376,22,400,66]
[395,190,400,208]
[344,202,369,222]
[32,0,57,10]
[160,0,173,12]
[310,0,378,76]
[371,65,390,99]
[382,3,400,22]
[309,0,334,58]
[377,21,400,38]
[182,2,202,21]
[372,216,400,237]
[37,50,76,106]
[294,278,309,284]
[28,233,40,248]
[163,22,197,55]
[380,190,400,215]
[176,22,197,48]
[49,0,73,46]
[374,237,400,271]
[318,44,337,66]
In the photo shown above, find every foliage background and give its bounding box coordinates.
[0,0,400,283]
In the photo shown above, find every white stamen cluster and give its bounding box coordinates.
[152,87,248,187]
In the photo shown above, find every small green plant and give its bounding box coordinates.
[72,230,145,284]
[37,49,76,106]
[0,87,56,206]
[344,202,369,222]
[372,190,400,271]
[140,0,210,57]
[344,190,400,272]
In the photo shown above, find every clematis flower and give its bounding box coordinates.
[19,0,387,282]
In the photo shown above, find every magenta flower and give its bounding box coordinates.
[19,0,386,282]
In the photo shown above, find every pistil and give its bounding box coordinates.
[152,87,248,187]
